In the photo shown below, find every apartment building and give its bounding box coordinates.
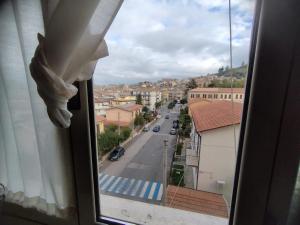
[189,100,242,205]
[188,88,244,103]
[168,88,185,101]
[131,89,162,111]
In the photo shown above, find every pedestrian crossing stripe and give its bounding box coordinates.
[98,173,163,201]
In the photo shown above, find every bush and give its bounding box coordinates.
[134,114,145,126]
[98,130,119,155]
[120,127,131,142]
[142,106,149,113]
[106,124,118,132]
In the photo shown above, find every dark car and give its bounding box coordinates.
[165,115,170,119]
[152,125,161,132]
[108,146,125,161]
[173,120,179,129]
[170,128,176,135]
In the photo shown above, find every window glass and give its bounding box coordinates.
[93,0,255,224]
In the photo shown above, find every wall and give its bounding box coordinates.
[197,124,240,205]
[106,108,133,123]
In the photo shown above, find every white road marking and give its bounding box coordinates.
[139,181,149,198]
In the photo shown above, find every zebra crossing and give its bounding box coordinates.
[98,173,163,201]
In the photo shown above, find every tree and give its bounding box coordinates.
[186,78,198,90]
[136,94,142,105]
[98,130,119,155]
[120,127,132,142]
[142,106,149,113]
[168,102,175,109]
[143,112,154,122]
[218,66,224,75]
[134,114,145,127]
[155,101,162,109]
[180,98,187,104]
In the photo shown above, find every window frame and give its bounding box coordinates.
[69,0,300,224]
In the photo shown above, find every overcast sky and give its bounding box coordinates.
[94,0,255,85]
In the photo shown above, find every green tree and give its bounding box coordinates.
[120,127,132,142]
[143,112,154,122]
[155,101,162,109]
[180,98,187,104]
[142,106,149,113]
[186,78,198,90]
[134,114,145,127]
[136,94,142,104]
[98,130,119,155]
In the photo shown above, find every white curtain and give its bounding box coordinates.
[0,0,122,220]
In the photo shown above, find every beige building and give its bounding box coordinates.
[168,89,185,101]
[189,100,242,206]
[111,96,136,106]
[188,88,244,103]
[105,103,143,127]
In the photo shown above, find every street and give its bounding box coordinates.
[99,104,180,204]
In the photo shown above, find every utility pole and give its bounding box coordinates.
[163,139,168,206]
[118,111,120,136]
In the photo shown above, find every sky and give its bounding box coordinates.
[94,0,255,85]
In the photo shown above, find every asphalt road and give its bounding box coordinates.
[99,103,180,203]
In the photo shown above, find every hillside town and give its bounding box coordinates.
[94,65,246,219]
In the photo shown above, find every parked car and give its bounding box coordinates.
[108,146,125,161]
[152,125,161,132]
[165,115,170,119]
[170,128,176,135]
[143,126,149,132]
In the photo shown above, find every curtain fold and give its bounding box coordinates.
[0,0,122,220]
[30,0,123,128]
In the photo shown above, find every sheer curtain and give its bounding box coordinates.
[0,0,122,220]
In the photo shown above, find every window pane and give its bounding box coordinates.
[93,0,255,224]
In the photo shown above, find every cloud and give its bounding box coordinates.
[94,0,255,84]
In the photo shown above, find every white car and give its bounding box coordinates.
[157,114,161,119]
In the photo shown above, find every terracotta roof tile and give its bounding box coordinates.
[189,100,242,132]
[167,185,228,218]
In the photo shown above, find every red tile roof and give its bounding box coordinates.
[108,103,143,112]
[189,87,244,93]
[189,100,242,132]
[167,185,228,218]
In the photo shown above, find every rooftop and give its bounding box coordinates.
[167,185,228,218]
[108,103,143,112]
[189,87,244,94]
[189,100,242,132]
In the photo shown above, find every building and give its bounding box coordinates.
[95,115,106,134]
[168,88,185,101]
[189,100,242,205]
[131,89,162,111]
[105,103,143,127]
[111,96,136,106]
[94,98,112,116]
[188,88,244,103]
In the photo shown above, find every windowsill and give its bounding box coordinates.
[99,194,228,225]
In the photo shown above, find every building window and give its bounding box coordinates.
[221,94,223,99]
[203,94,207,98]
[240,94,243,99]
[225,94,227,99]
[214,94,218,99]
[191,94,194,98]
[236,94,239,99]
[229,94,231,99]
